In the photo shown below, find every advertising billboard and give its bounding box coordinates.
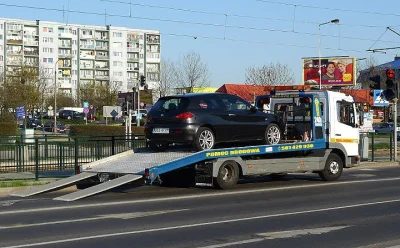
[302,57,356,87]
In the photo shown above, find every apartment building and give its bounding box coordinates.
[0,18,161,102]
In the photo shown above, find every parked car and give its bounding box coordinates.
[58,110,86,120]
[144,93,283,152]
[374,123,400,133]
[43,121,68,133]
[18,118,43,129]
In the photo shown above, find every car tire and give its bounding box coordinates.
[319,153,343,181]
[193,127,215,151]
[213,160,240,190]
[265,123,281,145]
[149,141,169,152]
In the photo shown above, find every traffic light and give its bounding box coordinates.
[140,75,146,87]
[369,75,381,97]
[384,69,396,101]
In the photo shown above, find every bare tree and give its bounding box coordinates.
[175,51,211,92]
[355,56,379,89]
[37,65,54,118]
[245,62,295,86]
[154,58,177,98]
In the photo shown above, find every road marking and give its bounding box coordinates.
[3,176,400,215]
[0,209,188,230]
[197,226,350,248]
[2,199,400,248]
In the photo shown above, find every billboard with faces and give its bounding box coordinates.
[302,57,356,86]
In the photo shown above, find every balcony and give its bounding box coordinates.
[24,40,39,46]
[95,35,109,41]
[80,44,95,50]
[59,54,72,59]
[7,50,23,56]
[127,67,139,71]
[80,74,94,79]
[147,67,160,73]
[6,38,23,45]
[127,57,139,62]
[58,32,73,38]
[80,54,95,60]
[24,51,39,56]
[146,37,160,44]
[128,76,139,81]
[80,64,94,69]
[80,34,94,40]
[25,61,39,67]
[6,60,22,66]
[95,75,109,80]
[95,65,109,70]
[127,47,140,53]
[95,45,108,50]
[95,55,109,60]
[59,43,72,48]
[59,63,72,68]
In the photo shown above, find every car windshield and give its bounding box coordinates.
[152,97,189,112]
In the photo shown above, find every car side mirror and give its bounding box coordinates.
[250,105,257,113]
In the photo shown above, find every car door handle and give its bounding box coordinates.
[229,114,236,116]
[335,134,341,136]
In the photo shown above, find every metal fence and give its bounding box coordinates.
[0,134,147,180]
[359,132,396,162]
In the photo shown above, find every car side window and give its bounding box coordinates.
[195,95,224,110]
[220,95,250,111]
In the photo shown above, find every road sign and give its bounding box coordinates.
[16,105,26,118]
[83,102,89,108]
[103,106,122,118]
[83,107,89,114]
[373,90,389,107]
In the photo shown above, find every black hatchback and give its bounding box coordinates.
[144,93,282,151]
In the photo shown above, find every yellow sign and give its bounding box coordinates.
[330,138,359,143]
[314,98,320,117]
[206,148,261,157]
[278,143,314,151]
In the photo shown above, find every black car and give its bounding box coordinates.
[144,93,283,151]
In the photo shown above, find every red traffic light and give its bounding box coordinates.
[386,69,395,79]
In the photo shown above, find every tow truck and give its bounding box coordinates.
[13,85,362,201]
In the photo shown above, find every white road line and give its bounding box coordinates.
[2,176,400,215]
[0,209,188,230]
[2,199,400,248]
[197,226,350,248]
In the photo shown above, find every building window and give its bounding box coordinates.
[113,52,122,57]
[43,37,54,43]
[113,61,122,67]
[0,24,3,29]
[43,47,53,53]
[113,32,122,38]
[48,27,53,33]
[72,30,77,35]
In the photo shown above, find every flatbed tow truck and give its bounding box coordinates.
[12,85,362,201]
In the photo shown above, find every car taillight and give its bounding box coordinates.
[175,112,193,119]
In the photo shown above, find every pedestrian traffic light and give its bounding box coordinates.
[140,75,146,87]
[384,69,396,100]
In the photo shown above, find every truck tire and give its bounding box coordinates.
[193,127,215,151]
[319,153,343,181]
[149,141,169,152]
[214,160,239,189]
[265,123,281,145]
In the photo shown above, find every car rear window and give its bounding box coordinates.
[152,97,190,111]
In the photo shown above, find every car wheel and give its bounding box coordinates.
[319,153,343,181]
[149,141,169,152]
[265,123,281,145]
[213,160,239,190]
[194,127,215,151]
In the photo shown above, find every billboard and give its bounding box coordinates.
[302,57,356,87]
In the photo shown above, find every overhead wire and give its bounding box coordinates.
[1,2,400,45]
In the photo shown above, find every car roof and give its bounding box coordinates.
[163,92,227,98]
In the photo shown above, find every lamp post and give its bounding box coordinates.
[53,58,62,133]
[318,19,340,89]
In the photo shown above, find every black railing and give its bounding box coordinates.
[359,131,396,162]
[0,134,147,180]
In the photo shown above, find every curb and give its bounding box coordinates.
[0,185,76,197]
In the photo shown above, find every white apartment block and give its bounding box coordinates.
[0,18,161,103]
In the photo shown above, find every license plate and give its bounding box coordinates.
[153,128,169,134]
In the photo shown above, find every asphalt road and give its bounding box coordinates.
[0,165,400,248]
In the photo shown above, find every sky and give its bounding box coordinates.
[1,0,400,87]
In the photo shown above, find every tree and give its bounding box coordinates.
[245,62,295,86]
[155,58,177,98]
[175,51,211,92]
[79,80,119,116]
[355,56,379,89]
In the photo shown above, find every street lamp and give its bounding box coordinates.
[53,58,62,133]
[318,19,340,89]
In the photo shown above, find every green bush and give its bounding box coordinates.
[0,122,17,136]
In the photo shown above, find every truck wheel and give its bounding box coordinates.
[194,127,215,151]
[149,141,169,152]
[319,153,343,181]
[214,160,239,189]
[265,123,281,145]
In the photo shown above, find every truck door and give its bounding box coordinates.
[330,99,359,156]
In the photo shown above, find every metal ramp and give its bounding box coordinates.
[53,174,142,202]
[10,172,96,197]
